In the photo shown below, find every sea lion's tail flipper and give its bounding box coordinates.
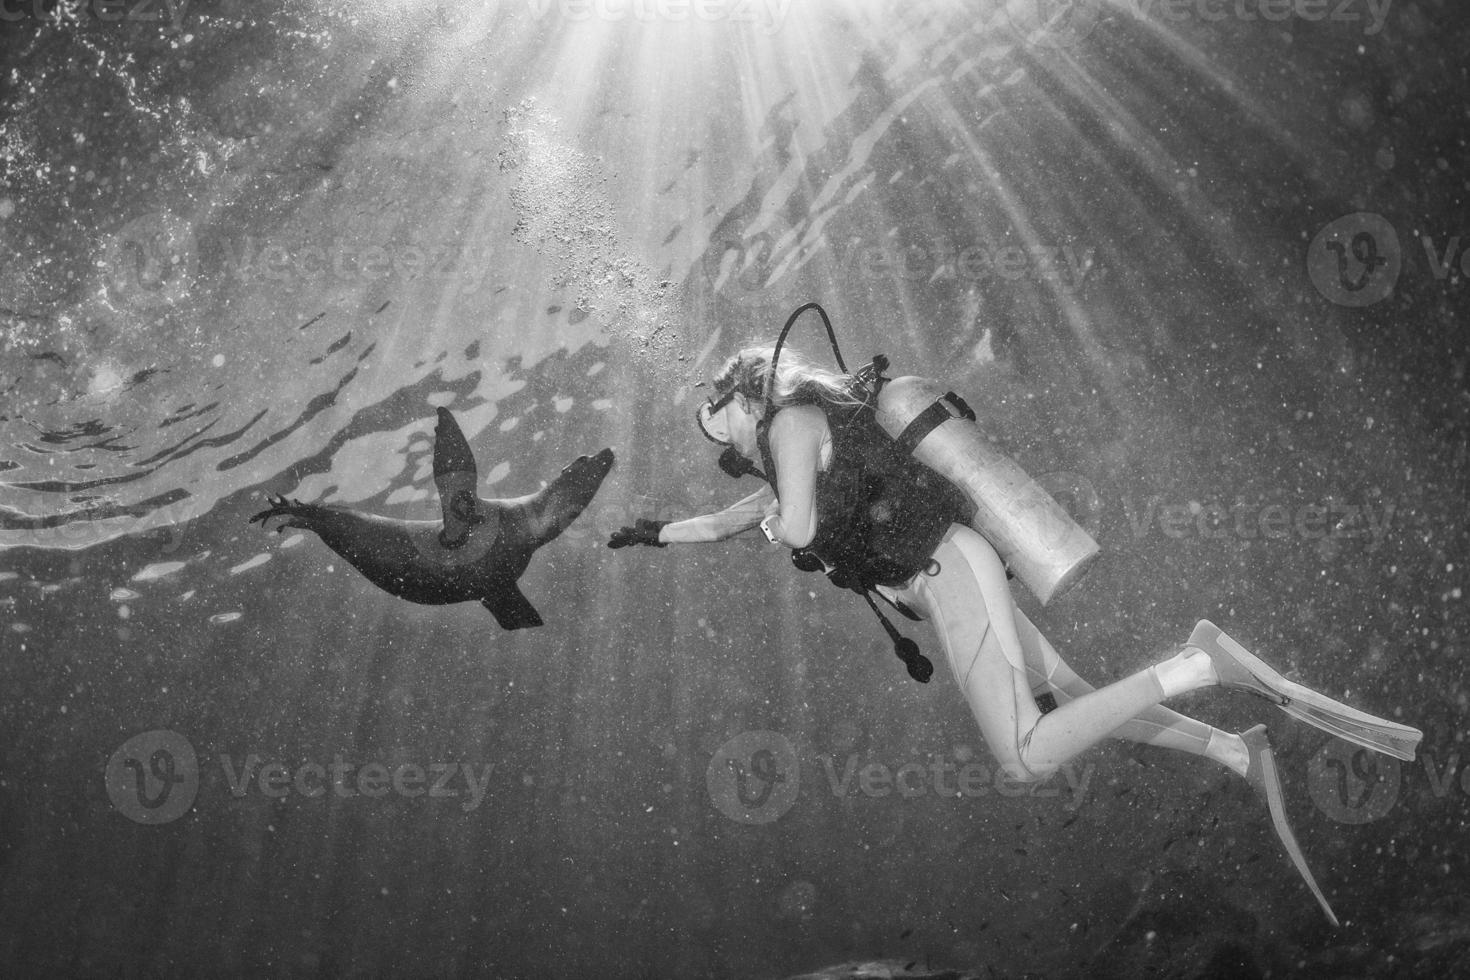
[434,407,485,548]
[481,584,545,630]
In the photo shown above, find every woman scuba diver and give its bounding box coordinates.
[608,307,1421,925]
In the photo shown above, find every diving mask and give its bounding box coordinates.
[696,387,764,480]
[695,389,738,446]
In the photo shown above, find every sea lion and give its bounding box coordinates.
[249,407,614,629]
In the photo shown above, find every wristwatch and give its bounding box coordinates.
[759,516,780,544]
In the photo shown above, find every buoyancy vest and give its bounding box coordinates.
[763,399,970,590]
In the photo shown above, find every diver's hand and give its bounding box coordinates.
[608,518,668,549]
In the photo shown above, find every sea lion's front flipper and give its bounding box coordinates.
[434,407,486,548]
[525,448,617,547]
[481,584,545,630]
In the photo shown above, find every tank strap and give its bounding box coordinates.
[893,391,977,457]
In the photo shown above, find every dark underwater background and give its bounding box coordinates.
[1,1,1467,977]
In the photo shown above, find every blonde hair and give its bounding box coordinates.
[709,345,865,411]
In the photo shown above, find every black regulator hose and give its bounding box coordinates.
[761,301,848,414]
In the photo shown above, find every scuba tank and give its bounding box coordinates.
[867,374,1100,606]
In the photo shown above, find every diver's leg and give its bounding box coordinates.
[909,538,1337,922]
[1012,608,1248,773]
[915,526,1223,780]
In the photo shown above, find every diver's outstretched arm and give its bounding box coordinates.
[609,486,777,547]
[660,486,776,543]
